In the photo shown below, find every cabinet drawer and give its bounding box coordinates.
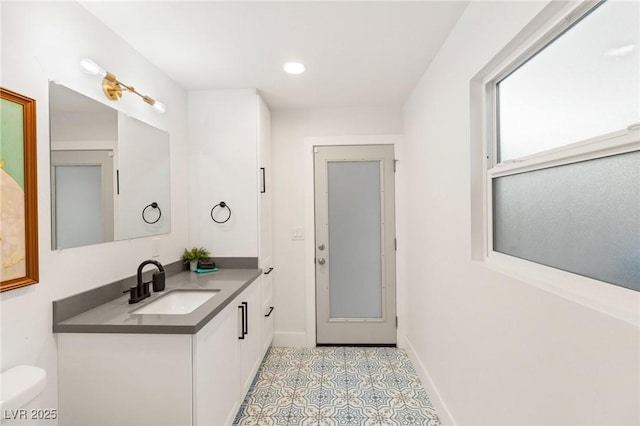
[262,269,273,305]
[261,296,274,353]
[262,297,274,319]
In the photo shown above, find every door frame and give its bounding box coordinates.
[303,134,406,348]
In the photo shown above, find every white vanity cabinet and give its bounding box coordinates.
[237,279,262,397]
[193,298,240,426]
[257,94,275,353]
[187,90,272,262]
[194,281,262,425]
[261,268,275,354]
[58,280,266,426]
[188,89,274,350]
[58,332,193,426]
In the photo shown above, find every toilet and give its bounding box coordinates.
[0,366,47,425]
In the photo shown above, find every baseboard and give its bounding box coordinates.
[272,331,307,347]
[396,331,408,349]
[404,336,457,426]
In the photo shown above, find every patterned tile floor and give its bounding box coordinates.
[233,346,440,426]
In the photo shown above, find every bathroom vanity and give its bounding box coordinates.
[54,266,273,426]
[51,88,274,426]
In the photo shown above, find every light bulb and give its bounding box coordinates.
[604,44,636,57]
[283,62,306,75]
[80,58,106,77]
[152,101,166,114]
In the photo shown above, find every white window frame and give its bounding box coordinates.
[478,0,640,325]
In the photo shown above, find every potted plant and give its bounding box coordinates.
[181,247,210,271]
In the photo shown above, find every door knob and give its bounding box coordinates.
[318,258,326,265]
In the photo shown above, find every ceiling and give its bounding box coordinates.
[80,1,469,110]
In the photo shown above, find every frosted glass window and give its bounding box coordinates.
[55,165,104,248]
[493,151,640,291]
[498,1,640,161]
[328,161,383,319]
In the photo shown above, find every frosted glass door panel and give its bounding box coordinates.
[328,161,382,318]
[493,151,640,291]
[497,1,640,161]
[55,165,103,248]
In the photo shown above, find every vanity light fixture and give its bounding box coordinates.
[80,58,166,113]
[283,62,306,75]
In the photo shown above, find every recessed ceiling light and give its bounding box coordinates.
[604,44,636,57]
[283,62,306,75]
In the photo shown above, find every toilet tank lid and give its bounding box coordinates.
[0,365,47,411]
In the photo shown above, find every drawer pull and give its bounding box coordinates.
[242,301,249,336]
[264,267,274,275]
[264,306,274,317]
[238,304,245,340]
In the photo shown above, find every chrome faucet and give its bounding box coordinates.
[123,260,166,304]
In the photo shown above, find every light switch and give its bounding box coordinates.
[292,228,304,240]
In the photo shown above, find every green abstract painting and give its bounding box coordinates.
[1,88,38,292]
[0,98,25,189]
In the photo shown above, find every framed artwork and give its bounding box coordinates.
[1,87,38,292]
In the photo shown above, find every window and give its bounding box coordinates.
[486,1,640,292]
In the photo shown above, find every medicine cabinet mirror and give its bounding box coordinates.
[49,82,171,249]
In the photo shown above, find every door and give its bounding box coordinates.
[238,281,262,396]
[50,150,114,249]
[314,145,396,344]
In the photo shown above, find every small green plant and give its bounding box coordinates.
[181,246,210,264]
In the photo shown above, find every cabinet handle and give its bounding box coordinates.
[264,267,274,275]
[242,301,248,336]
[238,305,245,340]
[260,168,266,194]
[265,306,274,317]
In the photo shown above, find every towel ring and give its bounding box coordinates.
[210,201,232,224]
[142,202,162,224]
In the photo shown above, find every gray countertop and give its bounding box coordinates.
[54,268,261,334]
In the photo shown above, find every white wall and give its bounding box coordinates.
[271,106,403,345]
[0,1,189,416]
[402,1,640,425]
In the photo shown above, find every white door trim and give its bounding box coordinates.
[303,134,405,348]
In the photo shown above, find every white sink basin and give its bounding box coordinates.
[133,290,219,315]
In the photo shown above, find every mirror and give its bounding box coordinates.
[49,82,171,249]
